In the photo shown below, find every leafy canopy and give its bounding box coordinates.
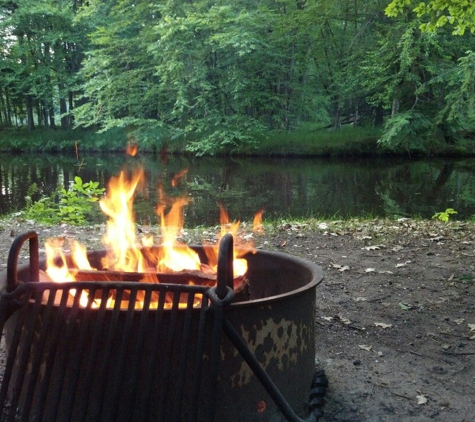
[386,0,475,34]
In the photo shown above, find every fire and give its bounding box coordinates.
[253,209,265,233]
[44,161,264,309]
[45,238,75,282]
[99,169,146,272]
[126,143,138,156]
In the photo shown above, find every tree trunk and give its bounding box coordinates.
[26,95,35,131]
[49,104,56,129]
[374,105,384,127]
[5,87,13,126]
[333,102,342,130]
[391,98,399,117]
[42,99,49,128]
[60,95,69,129]
[0,87,5,127]
[35,100,42,128]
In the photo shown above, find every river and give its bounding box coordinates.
[1,153,475,225]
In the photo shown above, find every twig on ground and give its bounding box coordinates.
[376,383,412,400]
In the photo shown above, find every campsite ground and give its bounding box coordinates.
[1,217,474,421]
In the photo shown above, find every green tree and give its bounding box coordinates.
[358,7,475,151]
[0,0,88,130]
[386,0,475,34]
[73,0,331,154]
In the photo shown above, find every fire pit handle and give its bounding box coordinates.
[217,233,234,299]
[7,231,39,292]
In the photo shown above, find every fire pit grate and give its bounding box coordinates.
[0,232,327,422]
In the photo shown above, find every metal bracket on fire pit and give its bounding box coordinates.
[6,231,39,290]
[0,231,326,422]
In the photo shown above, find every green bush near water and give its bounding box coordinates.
[24,176,105,225]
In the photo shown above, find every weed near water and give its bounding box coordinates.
[23,176,105,225]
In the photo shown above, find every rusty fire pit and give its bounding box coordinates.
[0,231,326,422]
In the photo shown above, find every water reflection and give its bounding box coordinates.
[1,153,475,225]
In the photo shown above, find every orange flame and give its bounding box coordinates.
[99,169,146,272]
[171,169,188,187]
[126,143,138,156]
[44,166,264,308]
[253,209,265,233]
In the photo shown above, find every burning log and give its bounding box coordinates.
[73,268,250,299]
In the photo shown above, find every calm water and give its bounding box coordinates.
[1,153,475,226]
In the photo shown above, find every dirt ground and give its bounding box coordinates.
[0,217,474,421]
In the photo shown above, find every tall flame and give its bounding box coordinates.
[99,169,146,272]
[155,196,201,272]
[44,162,265,308]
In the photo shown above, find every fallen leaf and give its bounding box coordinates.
[392,245,404,252]
[468,324,475,332]
[355,297,367,302]
[453,318,465,325]
[365,268,375,273]
[339,265,350,272]
[416,395,428,405]
[362,245,379,251]
[358,235,372,240]
[399,302,412,310]
[318,223,328,230]
[374,322,393,329]
[358,344,372,352]
[447,273,455,281]
[322,316,333,322]
[395,263,407,268]
[378,270,394,275]
[337,315,352,325]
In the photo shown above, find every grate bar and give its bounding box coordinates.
[119,288,153,422]
[75,286,111,422]
[172,291,198,422]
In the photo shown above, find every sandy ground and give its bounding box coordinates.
[0,217,474,421]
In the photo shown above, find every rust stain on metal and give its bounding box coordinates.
[230,317,311,387]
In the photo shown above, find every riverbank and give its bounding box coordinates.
[0,216,474,421]
[1,126,474,157]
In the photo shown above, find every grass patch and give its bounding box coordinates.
[1,123,475,157]
[241,125,383,157]
[0,127,129,153]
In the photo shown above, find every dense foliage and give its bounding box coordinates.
[1,0,475,155]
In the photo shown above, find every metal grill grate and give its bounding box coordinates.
[0,280,228,422]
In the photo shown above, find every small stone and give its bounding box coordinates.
[353,359,361,366]
[432,366,447,375]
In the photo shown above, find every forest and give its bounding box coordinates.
[1,0,475,155]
